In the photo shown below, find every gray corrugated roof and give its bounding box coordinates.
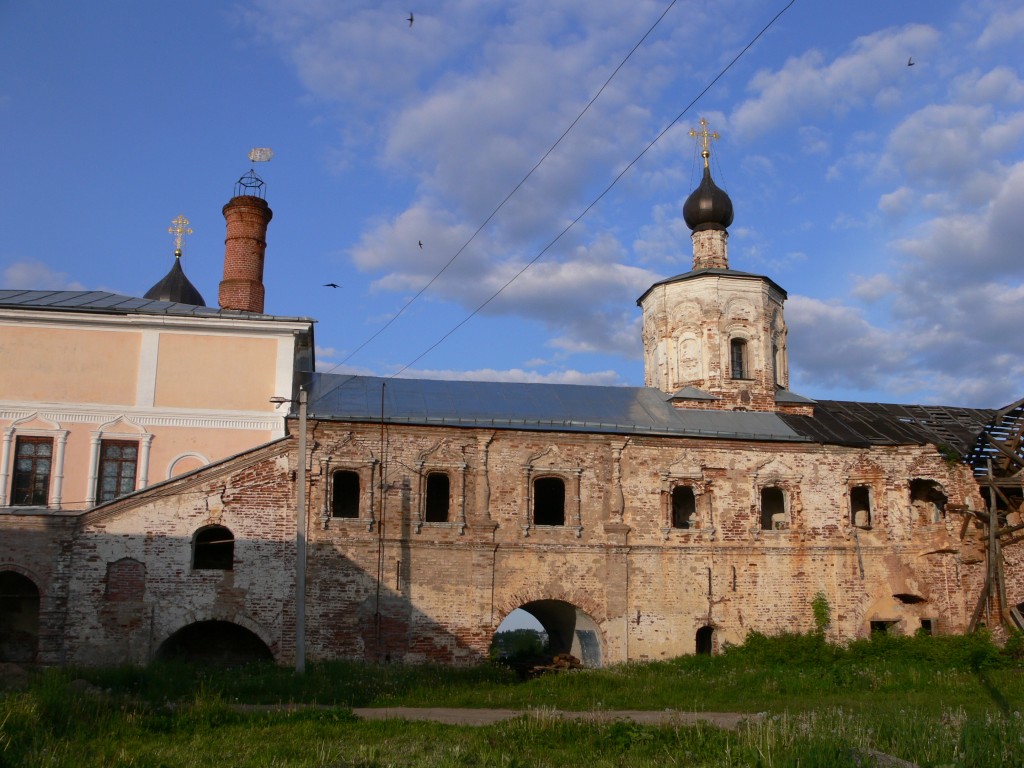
[306,374,998,450]
[0,290,314,323]
[636,268,787,305]
[308,374,808,441]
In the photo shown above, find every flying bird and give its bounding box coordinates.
[907,57,915,66]
[418,240,423,248]
[323,283,341,289]
[408,12,414,27]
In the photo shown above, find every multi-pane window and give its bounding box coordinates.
[12,437,52,506]
[96,440,138,503]
[730,338,748,379]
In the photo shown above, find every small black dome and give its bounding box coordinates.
[682,164,734,232]
[144,256,206,306]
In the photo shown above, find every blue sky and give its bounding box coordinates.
[2,0,1023,408]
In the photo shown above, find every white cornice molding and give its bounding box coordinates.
[1,404,280,432]
[0,309,312,335]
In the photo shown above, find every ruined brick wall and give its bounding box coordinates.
[302,420,992,665]
[60,440,297,666]
[4,415,1002,668]
[0,514,77,664]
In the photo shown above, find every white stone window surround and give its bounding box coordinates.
[727,329,754,381]
[85,419,153,507]
[414,460,467,534]
[320,458,378,532]
[521,463,584,538]
[751,472,801,539]
[659,471,713,540]
[845,479,880,530]
[0,417,69,509]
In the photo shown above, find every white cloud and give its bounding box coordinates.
[878,187,914,217]
[951,66,1024,105]
[242,1,1024,408]
[731,24,941,138]
[850,274,895,303]
[2,260,85,290]
[976,5,1024,50]
[393,366,625,386]
[786,296,907,391]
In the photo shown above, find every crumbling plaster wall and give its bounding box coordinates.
[305,420,990,664]
[0,513,76,664]
[23,415,998,668]
[60,442,297,666]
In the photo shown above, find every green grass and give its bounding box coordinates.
[2,631,1023,767]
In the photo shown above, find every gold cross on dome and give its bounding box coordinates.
[689,118,720,167]
[168,214,193,257]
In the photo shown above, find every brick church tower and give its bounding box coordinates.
[219,168,273,314]
[637,119,792,412]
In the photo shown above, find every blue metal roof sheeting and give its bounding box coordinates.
[307,373,808,441]
[0,290,313,322]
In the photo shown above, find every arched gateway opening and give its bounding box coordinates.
[156,621,272,665]
[0,571,40,663]
[493,600,602,668]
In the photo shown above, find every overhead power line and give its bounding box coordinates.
[329,0,682,375]
[389,0,798,379]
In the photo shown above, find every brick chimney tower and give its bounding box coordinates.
[219,165,273,313]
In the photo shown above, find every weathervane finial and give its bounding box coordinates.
[168,214,193,257]
[688,118,720,168]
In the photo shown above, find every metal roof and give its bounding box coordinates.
[309,374,804,441]
[779,400,995,454]
[307,374,996,450]
[636,268,788,305]
[0,290,314,323]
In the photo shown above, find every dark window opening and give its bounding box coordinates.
[851,485,872,528]
[672,486,696,529]
[157,620,273,665]
[193,525,234,570]
[730,338,748,380]
[12,437,52,506]
[760,486,786,530]
[870,620,895,635]
[0,571,40,663]
[96,440,138,503]
[910,479,947,524]
[695,626,714,655]
[424,472,450,522]
[533,477,565,526]
[919,619,934,635]
[331,470,360,518]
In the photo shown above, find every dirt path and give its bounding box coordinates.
[351,707,760,729]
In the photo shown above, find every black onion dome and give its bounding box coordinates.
[144,256,206,306]
[682,164,734,231]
